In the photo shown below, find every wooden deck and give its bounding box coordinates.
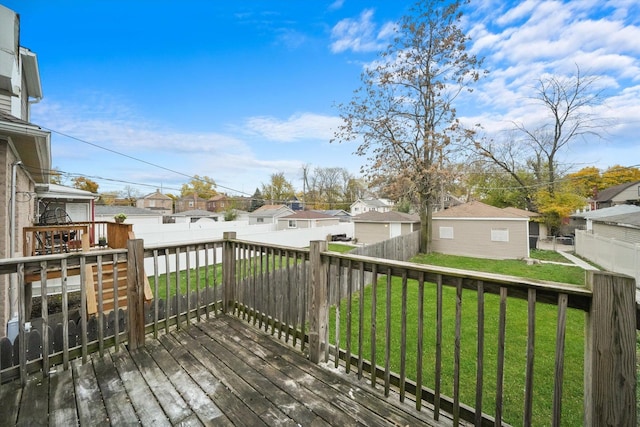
[0,315,463,426]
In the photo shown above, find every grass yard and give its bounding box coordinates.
[529,248,572,263]
[329,252,587,426]
[148,264,222,299]
[412,252,585,286]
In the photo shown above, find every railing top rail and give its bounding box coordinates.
[324,250,593,311]
[143,238,226,253]
[230,238,311,256]
[0,249,128,274]
[23,224,90,232]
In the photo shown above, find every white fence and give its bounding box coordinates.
[134,221,354,248]
[575,229,640,290]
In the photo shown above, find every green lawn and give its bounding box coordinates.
[329,252,587,426]
[529,248,573,263]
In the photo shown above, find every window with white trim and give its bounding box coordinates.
[288,220,297,228]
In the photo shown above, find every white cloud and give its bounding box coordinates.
[243,113,342,142]
[330,9,394,53]
[461,1,640,171]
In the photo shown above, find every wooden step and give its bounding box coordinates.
[85,261,152,315]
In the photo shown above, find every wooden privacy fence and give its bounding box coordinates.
[0,233,636,426]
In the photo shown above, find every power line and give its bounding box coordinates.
[43,127,254,196]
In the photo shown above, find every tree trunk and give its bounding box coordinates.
[419,195,433,254]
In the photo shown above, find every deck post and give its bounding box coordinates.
[127,238,146,350]
[584,271,636,426]
[308,240,328,364]
[223,232,237,313]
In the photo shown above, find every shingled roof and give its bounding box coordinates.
[433,201,527,219]
[281,210,335,220]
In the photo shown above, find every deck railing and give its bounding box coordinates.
[22,221,133,256]
[0,233,636,426]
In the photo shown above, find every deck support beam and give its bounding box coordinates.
[584,271,636,426]
[309,240,328,364]
[223,232,237,314]
[127,239,146,350]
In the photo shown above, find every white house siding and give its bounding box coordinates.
[432,218,529,259]
[592,223,640,244]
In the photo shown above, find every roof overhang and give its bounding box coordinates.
[0,120,51,183]
[35,183,97,201]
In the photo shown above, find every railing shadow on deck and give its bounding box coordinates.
[0,232,636,426]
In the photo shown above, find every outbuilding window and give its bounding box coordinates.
[439,226,454,239]
[491,228,509,242]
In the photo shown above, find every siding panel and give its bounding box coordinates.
[431,219,528,259]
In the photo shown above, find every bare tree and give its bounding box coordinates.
[333,0,484,252]
[476,66,605,201]
[120,185,142,206]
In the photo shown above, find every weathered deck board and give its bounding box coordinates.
[71,358,109,426]
[48,366,78,426]
[0,315,460,426]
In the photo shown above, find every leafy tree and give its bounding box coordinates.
[72,176,99,193]
[601,165,640,189]
[180,175,217,199]
[565,166,601,198]
[261,172,295,205]
[333,0,484,252]
[534,186,585,235]
[224,209,237,221]
[249,188,265,212]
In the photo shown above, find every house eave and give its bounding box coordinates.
[0,121,51,183]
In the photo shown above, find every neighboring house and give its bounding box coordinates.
[276,210,340,231]
[1,5,50,335]
[352,211,420,245]
[206,194,227,212]
[168,209,222,224]
[571,205,640,232]
[248,205,294,225]
[175,193,207,213]
[503,207,548,240]
[136,189,173,215]
[314,209,352,222]
[592,180,640,209]
[432,201,530,260]
[350,198,393,216]
[95,205,164,224]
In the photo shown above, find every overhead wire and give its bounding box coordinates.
[42,126,254,197]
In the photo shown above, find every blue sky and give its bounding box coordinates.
[5,0,640,197]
